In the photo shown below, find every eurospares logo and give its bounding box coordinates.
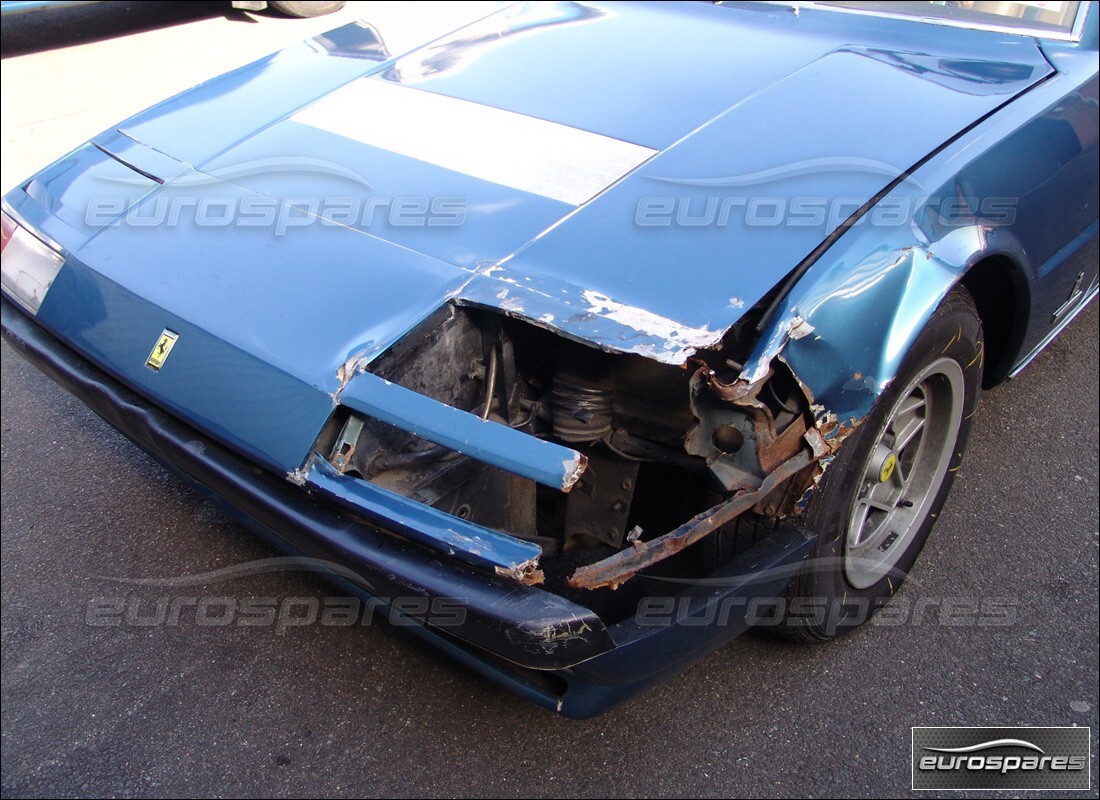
[912,727,1090,790]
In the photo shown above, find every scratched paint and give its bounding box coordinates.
[581,290,723,363]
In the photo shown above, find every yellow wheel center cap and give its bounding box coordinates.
[879,452,898,483]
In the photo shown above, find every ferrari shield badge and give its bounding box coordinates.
[146,329,179,371]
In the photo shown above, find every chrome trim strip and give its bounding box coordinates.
[1009,280,1098,377]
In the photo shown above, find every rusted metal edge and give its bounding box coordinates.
[568,444,816,591]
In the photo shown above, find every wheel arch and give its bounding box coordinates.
[959,253,1031,388]
[734,223,1034,433]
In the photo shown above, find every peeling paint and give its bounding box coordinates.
[494,559,545,586]
[581,289,722,363]
[493,288,525,312]
[841,371,876,393]
[786,315,815,340]
[561,453,588,492]
[810,402,837,430]
[333,351,372,402]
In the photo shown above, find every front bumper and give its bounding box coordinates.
[2,295,816,717]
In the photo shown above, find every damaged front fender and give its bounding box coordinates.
[564,212,1022,591]
[739,223,1000,432]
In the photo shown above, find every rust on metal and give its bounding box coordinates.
[330,441,357,473]
[570,353,860,590]
[568,444,815,590]
[495,561,546,586]
[758,412,808,474]
[705,371,762,404]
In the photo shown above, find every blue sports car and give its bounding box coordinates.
[2,0,1097,717]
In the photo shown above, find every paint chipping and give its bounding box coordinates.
[582,290,721,363]
[492,287,525,312]
[810,403,837,430]
[333,352,372,401]
[561,452,588,492]
[530,619,593,643]
[494,559,545,586]
[786,315,815,340]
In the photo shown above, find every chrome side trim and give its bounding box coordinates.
[1009,280,1098,377]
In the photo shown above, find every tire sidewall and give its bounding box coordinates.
[785,287,984,640]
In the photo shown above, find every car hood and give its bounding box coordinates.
[107,2,1050,353]
[19,1,1052,471]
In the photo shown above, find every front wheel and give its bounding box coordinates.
[775,286,984,642]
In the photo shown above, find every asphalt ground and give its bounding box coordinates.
[2,3,1098,797]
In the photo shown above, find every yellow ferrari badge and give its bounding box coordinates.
[146,329,179,371]
[879,452,897,484]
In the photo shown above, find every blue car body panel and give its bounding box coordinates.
[2,1,1097,714]
[110,3,1057,351]
[745,32,1098,426]
[6,179,476,472]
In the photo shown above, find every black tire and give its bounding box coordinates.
[774,286,983,642]
[268,1,346,18]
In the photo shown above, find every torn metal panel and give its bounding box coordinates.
[305,456,545,584]
[333,352,373,401]
[582,354,847,589]
[579,290,725,362]
[338,370,587,493]
[459,273,726,366]
[687,357,823,496]
[737,187,1024,431]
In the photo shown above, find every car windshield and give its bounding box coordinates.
[814,1,1082,36]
